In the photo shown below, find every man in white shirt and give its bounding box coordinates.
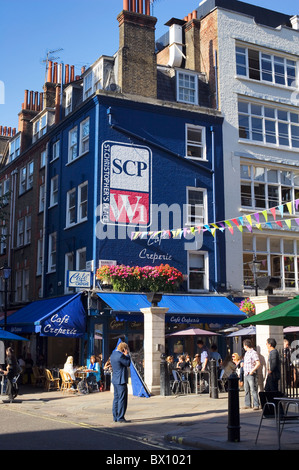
[243,339,260,410]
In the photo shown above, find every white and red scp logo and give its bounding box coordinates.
[101,141,152,226]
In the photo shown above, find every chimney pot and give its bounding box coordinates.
[0,126,2,135]
[24,90,29,110]
[53,62,58,83]
[123,0,129,10]
[192,10,197,19]
[12,128,16,136]
[65,64,70,84]
[47,60,53,82]
[3,127,7,136]
[29,91,34,110]
[70,65,75,82]
[145,0,150,15]
[8,127,11,136]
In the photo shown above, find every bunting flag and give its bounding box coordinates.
[130,200,299,241]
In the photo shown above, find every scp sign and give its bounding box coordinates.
[101,141,152,226]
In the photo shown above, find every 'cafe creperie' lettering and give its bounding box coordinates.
[41,313,78,337]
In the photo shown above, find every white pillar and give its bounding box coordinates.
[250,295,289,389]
[140,306,169,395]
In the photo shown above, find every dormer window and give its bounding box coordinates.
[9,135,21,162]
[34,114,47,140]
[177,71,198,105]
[83,72,93,100]
[65,88,73,116]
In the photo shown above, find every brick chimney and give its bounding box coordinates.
[117,0,157,98]
[43,60,57,108]
[184,10,201,73]
[18,89,41,151]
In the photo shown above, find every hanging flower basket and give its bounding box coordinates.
[239,298,256,317]
[96,264,183,293]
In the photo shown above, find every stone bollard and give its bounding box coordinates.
[210,358,218,399]
[227,372,240,442]
[160,353,170,396]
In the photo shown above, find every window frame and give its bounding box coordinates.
[238,100,299,150]
[236,45,297,89]
[66,188,77,227]
[187,251,208,292]
[48,232,57,273]
[79,118,90,156]
[78,181,88,223]
[176,71,199,105]
[186,187,207,227]
[68,126,78,163]
[185,124,206,161]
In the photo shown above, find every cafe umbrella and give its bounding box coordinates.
[227,326,256,337]
[166,327,221,337]
[239,295,299,327]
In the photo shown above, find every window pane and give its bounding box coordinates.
[241,184,252,206]
[254,183,265,207]
[248,49,260,80]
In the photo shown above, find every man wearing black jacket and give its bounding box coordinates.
[265,338,280,392]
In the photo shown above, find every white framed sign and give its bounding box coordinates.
[67,271,92,288]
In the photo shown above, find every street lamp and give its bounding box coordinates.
[249,257,262,296]
[1,263,11,330]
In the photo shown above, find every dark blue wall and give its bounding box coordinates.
[44,94,226,296]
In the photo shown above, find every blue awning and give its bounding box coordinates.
[97,292,246,325]
[1,294,86,337]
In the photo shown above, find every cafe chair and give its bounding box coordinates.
[44,369,60,392]
[32,366,45,387]
[59,370,75,393]
[255,391,285,447]
[172,370,191,395]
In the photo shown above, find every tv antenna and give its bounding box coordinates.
[42,48,64,82]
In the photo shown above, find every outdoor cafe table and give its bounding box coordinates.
[273,396,299,448]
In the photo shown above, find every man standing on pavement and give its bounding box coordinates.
[197,340,209,371]
[265,338,280,392]
[243,339,260,410]
[110,342,131,423]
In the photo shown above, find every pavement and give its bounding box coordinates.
[1,385,299,451]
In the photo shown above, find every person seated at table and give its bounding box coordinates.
[220,355,237,380]
[166,355,175,375]
[192,354,201,371]
[104,357,112,390]
[176,355,188,371]
[64,356,78,388]
[185,354,193,370]
[86,355,101,389]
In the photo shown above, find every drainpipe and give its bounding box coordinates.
[211,126,218,291]
[214,50,219,110]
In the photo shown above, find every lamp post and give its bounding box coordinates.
[249,257,261,296]
[2,264,12,331]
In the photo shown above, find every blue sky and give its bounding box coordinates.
[0,0,298,129]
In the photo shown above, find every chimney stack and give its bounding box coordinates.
[184,9,201,73]
[117,0,157,98]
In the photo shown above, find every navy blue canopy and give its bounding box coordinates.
[97,292,245,325]
[1,294,86,337]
